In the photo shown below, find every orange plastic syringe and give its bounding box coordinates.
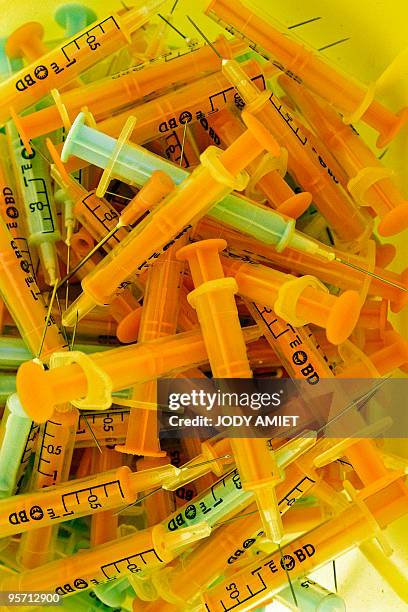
[75,408,130,448]
[221,255,362,345]
[210,50,371,245]
[0,215,67,362]
[0,0,166,127]
[162,435,232,492]
[14,36,246,146]
[177,237,284,543]
[16,324,261,422]
[279,75,408,237]
[115,174,180,457]
[197,217,408,313]
[209,107,312,218]
[61,110,280,327]
[206,0,408,147]
[0,522,211,598]
[0,462,182,538]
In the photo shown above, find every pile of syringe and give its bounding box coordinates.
[0,0,407,610]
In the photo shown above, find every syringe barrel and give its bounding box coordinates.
[0,226,66,360]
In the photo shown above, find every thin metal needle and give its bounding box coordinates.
[186,16,222,59]
[37,281,59,359]
[83,414,103,453]
[278,542,298,607]
[158,14,187,40]
[335,257,408,292]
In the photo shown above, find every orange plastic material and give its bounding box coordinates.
[71,226,95,256]
[62,110,278,326]
[15,36,246,143]
[177,238,284,543]
[338,330,408,378]
[16,325,261,422]
[177,239,252,378]
[375,242,396,268]
[0,463,180,538]
[154,508,261,605]
[17,405,78,570]
[357,300,388,331]
[116,176,179,457]
[202,477,408,611]
[222,256,362,344]
[209,108,311,218]
[0,522,210,596]
[197,217,408,312]
[280,75,408,237]
[206,0,408,148]
[5,22,47,62]
[0,3,164,126]
[0,217,67,361]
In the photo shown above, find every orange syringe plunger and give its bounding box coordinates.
[279,74,408,237]
[154,509,261,605]
[1,522,211,597]
[0,462,181,538]
[90,448,122,547]
[222,256,362,345]
[206,0,408,148]
[209,108,311,218]
[62,110,279,327]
